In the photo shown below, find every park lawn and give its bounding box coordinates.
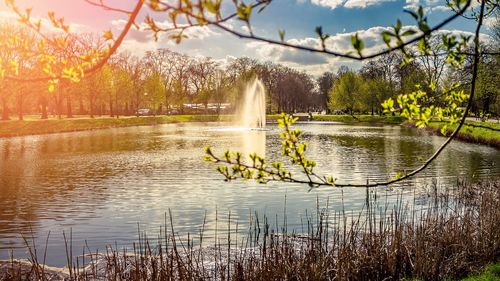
[460,263,500,281]
[266,114,406,124]
[0,114,407,138]
[2,114,499,147]
[0,115,228,138]
[426,121,500,148]
[312,114,407,124]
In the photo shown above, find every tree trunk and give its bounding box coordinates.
[90,96,95,118]
[66,94,73,118]
[1,97,10,120]
[17,95,24,121]
[79,96,85,115]
[483,96,490,118]
[40,96,48,119]
[135,91,140,117]
[109,95,114,117]
[55,90,63,119]
[164,86,170,113]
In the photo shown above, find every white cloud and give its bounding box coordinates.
[310,0,396,9]
[430,5,450,12]
[403,0,455,14]
[111,19,220,44]
[311,0,345,9]
[118,39,161,56]
[244,25,490,76]
[247,37,330,66]
[484,16,497,29]
[344,0,395,8]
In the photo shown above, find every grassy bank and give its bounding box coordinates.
[0,114,407,138]
[462,263,500,280]
[405,120,500,148]
[312,114,407,124]
[1,180,499,280]
[0,115,231,138]
[265,114,406,124]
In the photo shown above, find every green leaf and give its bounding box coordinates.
[419,22,430,33]
[382,31,393,46]
[351,33,364,56]
[103,30,114,41]
[440,125,448,136]
[404,9,418,20]
[237,3,252,21]
[395,19,402,32]
[401,29,416,37]
[315,26,323,37]
[278,29,285,42]
[418,6,424,18]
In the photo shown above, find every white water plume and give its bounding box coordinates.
[239,78,266,129]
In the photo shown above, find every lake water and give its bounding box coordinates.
[0,121,499,266]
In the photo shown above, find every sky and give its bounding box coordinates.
[0,0,493,76]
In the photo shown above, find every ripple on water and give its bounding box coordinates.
[0,122,499,266]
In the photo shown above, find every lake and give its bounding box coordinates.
[0,121,498,266]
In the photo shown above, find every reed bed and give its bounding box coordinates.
[1,180,499,281]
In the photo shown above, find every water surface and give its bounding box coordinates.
[0,122,498,265]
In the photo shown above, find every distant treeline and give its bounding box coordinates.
[0,24,498,120]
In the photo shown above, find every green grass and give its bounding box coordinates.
[461,263,500,281]
[0,114,407,138]
[0,115,228,138]
[312,114,407,124]
[267,114,406,123]
[423,120,500,148]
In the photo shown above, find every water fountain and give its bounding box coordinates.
[239,78,266,129]
[210,78,267,157]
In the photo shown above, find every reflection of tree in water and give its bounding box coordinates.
[1,124,499,263]
[0,133,130,248]
[0,124,218,248]
[303,130,424,180]
[287,125,500,186]
[438,148,495,183]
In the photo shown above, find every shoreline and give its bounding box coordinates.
[0,115,230,138]
[311,114,406,124]
[0,114,405,138]
[403,121,500,149]
[3,115,498,149]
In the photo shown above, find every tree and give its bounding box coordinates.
[317,72,336,113]
[144,49,179,112]
[328,71,363,115]
[0,24,21,120]
[361,77,393,115]
[211,68,231,114]
[189,57,217,111]
[416,38,448,91]
[144,71,166,114]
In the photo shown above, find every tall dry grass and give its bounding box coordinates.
[1,180,499,280]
